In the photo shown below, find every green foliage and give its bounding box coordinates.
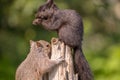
[0,0,120,80]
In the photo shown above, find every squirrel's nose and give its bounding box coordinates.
[32,19,40,25]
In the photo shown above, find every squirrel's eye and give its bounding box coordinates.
[46,44,50,47]
[44,16,48,20]
[39,16,48,20]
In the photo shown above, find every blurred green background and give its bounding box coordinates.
[0,0,120,80]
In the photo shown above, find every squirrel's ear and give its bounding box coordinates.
[46,0,54,8]
[36,41,43,48]
[50,4,58,10]
[47,0,53,4]
[30,40,34,46]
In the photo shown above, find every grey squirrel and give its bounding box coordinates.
[15,40,64,80]
[33,0,93,80]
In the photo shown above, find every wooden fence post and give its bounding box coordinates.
[47,38,78,80]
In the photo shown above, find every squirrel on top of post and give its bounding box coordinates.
[33,0,93,80]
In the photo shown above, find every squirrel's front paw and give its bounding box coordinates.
[57,56,65,64]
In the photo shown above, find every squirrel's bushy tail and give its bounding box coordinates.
[74,47,93,80]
